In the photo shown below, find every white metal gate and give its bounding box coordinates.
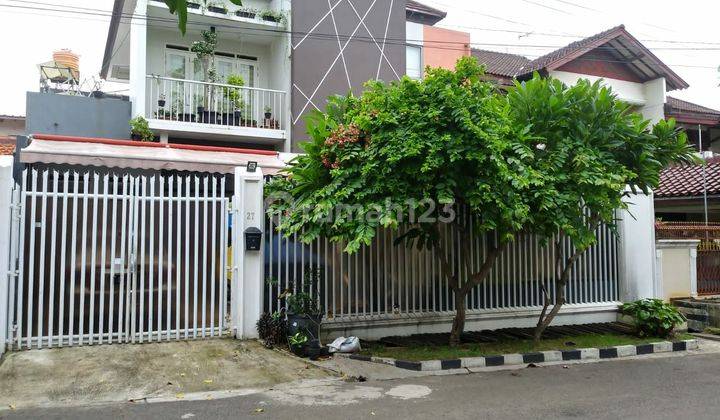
[5,168,232,350]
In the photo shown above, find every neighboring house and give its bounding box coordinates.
[664,96,720,153]
[99,0,467,152]
[471,25,687,123]
[655,158,720,221]
[467,24,720,223]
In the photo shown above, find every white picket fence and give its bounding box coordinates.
[5,168,231,350]
[265,212,620,323]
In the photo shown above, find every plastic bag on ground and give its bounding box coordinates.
[328,336,361,353]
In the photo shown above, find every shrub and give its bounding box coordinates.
[129,116,154,142]
[621,298,686,338]
[256,311,287,348]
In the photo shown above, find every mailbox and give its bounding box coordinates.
[244,227,262,251]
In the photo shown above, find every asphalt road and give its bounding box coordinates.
[3,353,720,420]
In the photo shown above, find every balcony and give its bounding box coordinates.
[145,75,287,144]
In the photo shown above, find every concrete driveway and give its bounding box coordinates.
[5,351,720,419]
[0,339,331,410]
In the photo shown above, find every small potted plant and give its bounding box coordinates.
[288,332,309,357]
[129,116,154,142]
[264,105,272,120]
[158,93,166,108]
[259,9,286,24]
[235,7,257,19]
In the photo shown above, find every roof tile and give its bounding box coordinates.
[655,159,720,198]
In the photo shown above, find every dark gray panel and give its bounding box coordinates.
[291,0,406,151]
[26,92,131,140]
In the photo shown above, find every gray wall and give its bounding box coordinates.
[291,0,407,151]
[26,92,131,140]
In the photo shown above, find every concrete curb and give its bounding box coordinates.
[339,339,699,372]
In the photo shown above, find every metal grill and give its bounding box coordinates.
[264,213,620,323]
[6,168,231,350]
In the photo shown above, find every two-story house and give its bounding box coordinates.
[99,0,468,153]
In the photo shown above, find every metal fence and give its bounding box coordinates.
[6,168,231,350]
[264,213,620,323]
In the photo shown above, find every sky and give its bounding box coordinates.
[0,0,718,116]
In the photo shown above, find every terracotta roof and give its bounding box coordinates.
[0,136,15,156]
[520,26,627,75]
[406,0,447,25]
[471,25,688,91]
[666,97,720,119]
[655,159,720,198]
[471,49,531,78]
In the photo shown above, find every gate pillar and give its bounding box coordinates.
[0,157,14,355]
[231,166,265,339]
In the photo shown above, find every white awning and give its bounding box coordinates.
[21,138,288,175]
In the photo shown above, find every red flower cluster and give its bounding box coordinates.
[321,123,367,169]
[324,123,363,147]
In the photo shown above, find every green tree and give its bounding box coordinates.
[164,0,243,35]
[506,76,696,342]
[266,57,544,346]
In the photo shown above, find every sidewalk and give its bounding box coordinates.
[0,339,332,410]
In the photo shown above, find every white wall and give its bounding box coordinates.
[617,190,657,302]
[550,70,648,106]
[655,240,699,300]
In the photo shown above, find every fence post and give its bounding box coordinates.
[617,189,656,302]
[231,166,264,339]
[0,156,14,356]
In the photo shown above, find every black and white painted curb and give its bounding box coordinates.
[340,339,699,371]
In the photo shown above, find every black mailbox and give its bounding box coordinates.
[244,227,262,251]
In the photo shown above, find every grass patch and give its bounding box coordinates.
[361,332,694,362]
[703,327,720,336]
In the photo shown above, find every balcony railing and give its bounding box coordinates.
[146,75,285,132]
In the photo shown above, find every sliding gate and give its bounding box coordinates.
[5,168,232,350]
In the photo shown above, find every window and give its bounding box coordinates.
[406,45,422,80]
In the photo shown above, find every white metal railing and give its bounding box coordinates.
[6,168,231,350]
[146,75,286,131]
[264,211,619,322]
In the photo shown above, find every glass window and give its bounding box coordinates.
[165,52,186,79]
[406,45,422,80]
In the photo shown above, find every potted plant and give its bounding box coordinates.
[288,332,309,357]
[129,116,154,142]
[264,105,272,120]
[223,74,245,125]
[259,9,286,24]
[191,29,218,124]
[158,93,166,108]
[282,268,323,343]
[235,7,257,19]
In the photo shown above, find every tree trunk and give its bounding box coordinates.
[533,238,584,343]
[449,289,466,347]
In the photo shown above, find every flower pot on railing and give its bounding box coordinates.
[200,110,218,124]
[235,10,256,19]
[178,113,196,123]
[207,5,227,14]
[233,110,242,125]
[197,105,205,115]
[158,99,166,107]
